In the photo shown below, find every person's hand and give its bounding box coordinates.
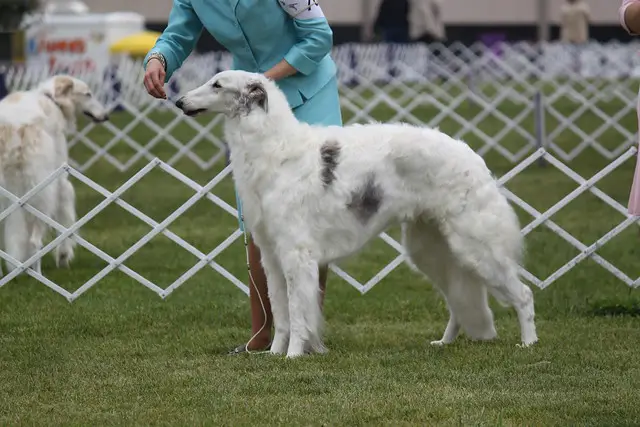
[143,58,167,99]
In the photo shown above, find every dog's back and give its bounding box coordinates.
[312,121,500,220]
[0,88,67,275]
[0,90,64,193]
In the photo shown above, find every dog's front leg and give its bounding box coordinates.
[260,250,290,355]
[281,251,323,359]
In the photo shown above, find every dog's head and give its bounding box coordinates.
[41,75,110,123]
[175,70,271,118]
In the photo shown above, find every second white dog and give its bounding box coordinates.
[176,70,538,358]
[0,75,109,276]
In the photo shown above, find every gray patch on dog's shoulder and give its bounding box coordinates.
[235,81,268,116]
[320,140,340,187]
[347,174,383,223]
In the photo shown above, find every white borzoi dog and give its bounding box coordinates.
[0,75,109,276]
[175,70,538,358]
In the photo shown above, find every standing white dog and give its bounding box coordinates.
[176,70,538,358]
[0,75,109,275]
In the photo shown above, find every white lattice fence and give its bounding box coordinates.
[3,41,640,170]
[0,158,410,299]
[0,41,639,300]
[0,146,637,301]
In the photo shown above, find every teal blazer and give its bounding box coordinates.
[145,0,337,109]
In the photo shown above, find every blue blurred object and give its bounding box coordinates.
[168,78,180,101]
[104,65,124,112]
[381,28,410,44]
[374,0,409,43]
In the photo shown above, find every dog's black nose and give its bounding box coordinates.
[175,98,184,109]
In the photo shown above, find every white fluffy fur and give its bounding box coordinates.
[0,75,109,276]
[176,70,538,358]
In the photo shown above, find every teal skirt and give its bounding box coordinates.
[235,76,343,231]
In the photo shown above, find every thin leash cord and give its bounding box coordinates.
[241,213,270,355]
[239,0,318,353]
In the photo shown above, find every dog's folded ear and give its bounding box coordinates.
[244,81,268,112]
[53,76,74,98]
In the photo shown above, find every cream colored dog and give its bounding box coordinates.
[0,75,109,275]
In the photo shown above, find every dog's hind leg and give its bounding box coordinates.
[444,214,537,347]
[430,310,460,346]
[403,219,498,345]
[25,216,47,275]
[21,176,57,276]
[3,208,28,274]
[443,268,497,343]
[484,268,537,347]
[402,219,462,345]
[280,250,325,358]
[54,177,76,267]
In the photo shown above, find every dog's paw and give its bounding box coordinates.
[55,245,74,268]
[430,340,446,347]
[270,334,289,355]
[469,327,498,342]
[286,339,306,359]
[55,253,73,268]
[516,339,538,348]
[270,341,287,355]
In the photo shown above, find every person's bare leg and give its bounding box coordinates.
[319,264,328,308]
[246,238,273,350]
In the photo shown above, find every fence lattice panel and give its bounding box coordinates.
[0,41,639,300]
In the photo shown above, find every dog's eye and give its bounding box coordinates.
[212,81,222,89]
[84,92,92,98]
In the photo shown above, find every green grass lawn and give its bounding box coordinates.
[1,81,640,426]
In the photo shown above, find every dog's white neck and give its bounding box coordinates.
[225,103,300,158]
[37,87,77,134]
[223,106,306,205]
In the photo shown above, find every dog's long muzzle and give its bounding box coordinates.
[84,111,109,123]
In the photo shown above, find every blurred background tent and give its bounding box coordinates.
[109,31,160,58]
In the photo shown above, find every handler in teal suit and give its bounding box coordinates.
[143,0,342,354]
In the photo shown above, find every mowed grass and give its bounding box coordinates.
[1,80,640,426]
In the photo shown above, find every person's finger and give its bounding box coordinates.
[143,74,152,93]
[146,72,166,99]
[147,81,162,99]
[143,74,161,98]
[150,70,167,99]
[159,70,167,98]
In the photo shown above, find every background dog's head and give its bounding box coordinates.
[175,70,275,118]
[40,75,110,123]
